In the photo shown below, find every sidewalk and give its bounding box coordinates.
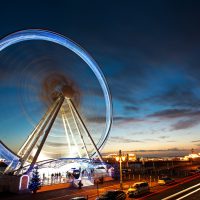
[39,182,72,192]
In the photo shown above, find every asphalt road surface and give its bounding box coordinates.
[1,174,200,200]
[42,174,200,200]
[137,174,200,200]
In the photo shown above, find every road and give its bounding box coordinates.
[180,189,200,200]
[138,174,200,200]
[48,174,200,200]
[1,174,200,200]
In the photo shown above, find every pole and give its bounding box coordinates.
[96,179,99,197]
[119,150,123,190]
[150,176,152,187]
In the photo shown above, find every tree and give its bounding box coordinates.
[29,168,41,193]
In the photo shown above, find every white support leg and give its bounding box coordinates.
[15,97,63,175]
[26,96,65,174]
[68,99,103,162]
[18,97,60,158]
[61,108,71,154]
[67,99,90,159]
[63,108,82,158]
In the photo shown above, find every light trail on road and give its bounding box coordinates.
[138,173,200,200]
[176,187,200,200]
[162,182,200,200]
[47,174,200,200]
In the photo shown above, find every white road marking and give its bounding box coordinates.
[162,182,200,200]
[176,187,200,200]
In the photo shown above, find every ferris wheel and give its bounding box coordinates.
[0,29,112,174]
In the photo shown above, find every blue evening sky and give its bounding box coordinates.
[0,0,200,156]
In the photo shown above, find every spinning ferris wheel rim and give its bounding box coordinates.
[0,29,112,152]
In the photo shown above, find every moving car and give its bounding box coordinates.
[70,197,88,200]
[188,168,200,175]
[127,182,150,197]
[158,177,174,185]
[96,190,126,200]
[188,169,198,175]
[196,168,200,173]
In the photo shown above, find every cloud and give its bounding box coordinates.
[110,136,142,143]
[143,138,159,142]
[192,139,200,143]
[159,136,170,139]
[149,87,200,109]
[171,118,200,130]
[114,117,140,122]
[124,105,139,111]
[129,131,145,135]
[148,109,188,119]
[148,109,200,119]
[113,116,144,124]
[148,108,200,130]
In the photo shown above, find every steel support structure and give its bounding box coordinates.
[61,108,71,153]
[5,95,103,175]
[26,95,64,173]
[4,97,61,174]
[17,98,59,157]
[68,99,103,162]
[66,97,90,159]
[63,109,82,158]
[15,96,64,175]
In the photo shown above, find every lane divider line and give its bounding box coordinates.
[162,182,200,200]
[176,187,200,200]
[138,174,200,199]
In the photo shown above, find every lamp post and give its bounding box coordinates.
[116,150,126,190]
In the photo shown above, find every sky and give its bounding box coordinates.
[1,0,200,157]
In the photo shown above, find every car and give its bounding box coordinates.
[196,168,200,173]
[158,177,174,185]
[127,182,150,197]
[96,190,126,200]
[188,169,198,175]
[70,197,88,200]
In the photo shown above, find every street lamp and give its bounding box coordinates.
[116,150,126,190]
